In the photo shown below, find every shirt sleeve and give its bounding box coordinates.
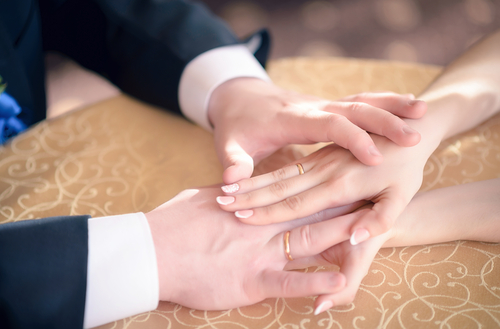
[83,213,159,328]
[178,40,271,131]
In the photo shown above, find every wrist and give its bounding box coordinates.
[401,110,450,161]
[207,77,277,129]
[144,209,171,302]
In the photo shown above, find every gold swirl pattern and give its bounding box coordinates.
[1,58,499,328]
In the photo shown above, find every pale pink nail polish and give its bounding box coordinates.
[314,301,333,315]
[216,196,235,205]
[235,210,253,219]
[350,228,370,246]
[221,183,239,194]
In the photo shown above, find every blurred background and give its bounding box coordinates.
[202,0,500,65]
[46,0,500,117]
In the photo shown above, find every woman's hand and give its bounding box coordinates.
[290,178,500,314]
[283,208,392,314]
[208,78,426,184]
[216,135,429,244]
[145,186,367,311]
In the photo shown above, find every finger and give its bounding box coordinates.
[349,192,410,245]
[219,138,255,184]
[314,236,386,314]
[278,112,383,166]
[218,166,322,211]
[280,210,366,260]
[323,102,421,148]
[220,162,307,196]
[258,270,346,299]
[232,180,364,225]
[339,92,427,119]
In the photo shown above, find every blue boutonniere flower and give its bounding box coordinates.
[0,76,27,144]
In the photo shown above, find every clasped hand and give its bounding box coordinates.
[217,136,427,244]
[208,78,426,184]
[205,78,428,312]
[145,186,369,311]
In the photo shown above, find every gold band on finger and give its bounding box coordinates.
[284,231,294,261]
[296,163,305,175]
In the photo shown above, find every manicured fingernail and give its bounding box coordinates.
[402,125,417,135]
[216,196,235,205]
[314,301,333,315]
[368,145,382,157]
[235,210,253,219]
[221,183,239,193]
[350,228,370,245]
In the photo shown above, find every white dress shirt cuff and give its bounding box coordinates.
[179,44,271,131]
[84,213,159,328]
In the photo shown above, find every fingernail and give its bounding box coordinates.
[235,210,253,219]
[368,145,382,157]
[350,228,370,245]
[221,183,239,194]
[314,301,333,315]
[402,125,417,135]
[216,196,235,205]
[405,93,415,100]
[408,99,420,106]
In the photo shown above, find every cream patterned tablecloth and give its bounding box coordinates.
[1,58,499,328]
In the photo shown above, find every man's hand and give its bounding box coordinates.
[208,78,426,184]
[145,186,366,310]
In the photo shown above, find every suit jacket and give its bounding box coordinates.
[0,0,270,328]
[0,0,270,127]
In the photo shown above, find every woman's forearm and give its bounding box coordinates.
[407,30,500,155]
[385,178,500,248]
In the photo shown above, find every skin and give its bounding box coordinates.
[145,186,365,310]
[208,81,426,184]
[216,29,500,244]
[300,178,500,314]
[143,179,500,313]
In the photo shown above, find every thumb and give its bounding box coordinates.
[220,139,255,184]
[349,194,408,245]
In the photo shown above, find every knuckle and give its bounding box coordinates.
[269,180,289,198]
[259,205,275,222]
[271,168,288,181]
[280,274,293,295]
[316,158,340,175]
[238,191,252,203]
[376,214,393,233]
[347,102,366,115]
[298,224,314,252]
[324,113,344,127]
[242,177,256,190]
[283,195,303,212]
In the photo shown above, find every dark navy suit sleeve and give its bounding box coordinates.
[39,0,269,115]
[0,215,90,329]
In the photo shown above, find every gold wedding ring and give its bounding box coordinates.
[284,231,294,261]
[296,163,305,175]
